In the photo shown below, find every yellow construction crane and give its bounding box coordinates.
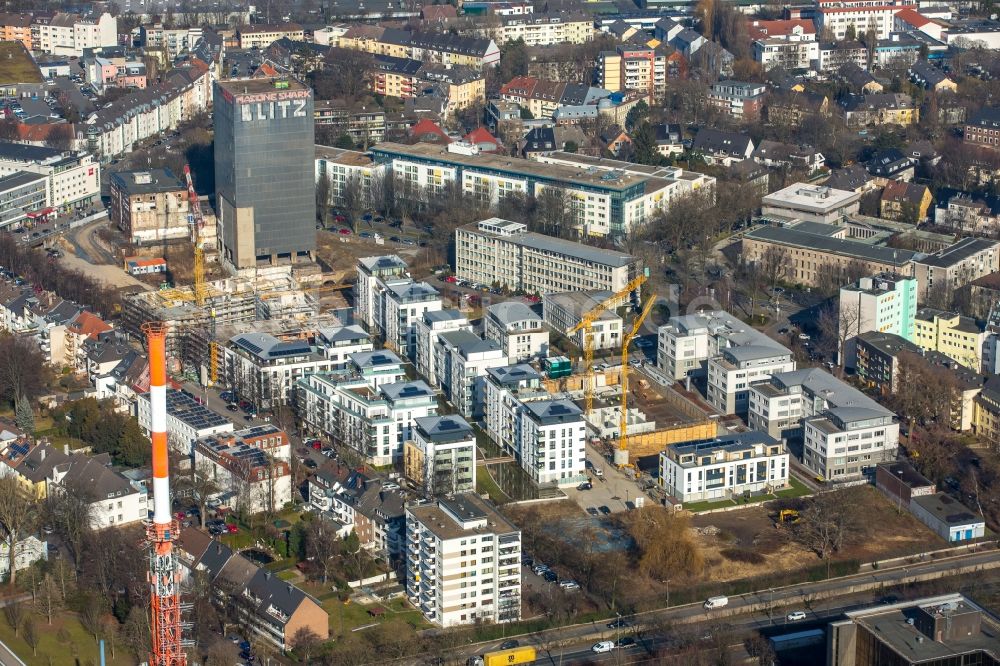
[616,294,656,467]
[183,164,207,306]
[569,272,647,416]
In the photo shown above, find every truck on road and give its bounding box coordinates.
[468,646,536,666]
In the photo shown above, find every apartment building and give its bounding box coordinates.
[0,14,32,50]
[406,494,521,627]
[415,310,472,388]
[762,183,861,224]
[964,107,1000,152]
[914,308,986,371]
[596,45,667,98]
[741,225,918,288]
[109,169,190,244]
[236,23,304,49]
[370,56,485,118]
[455,218,642,295]
[371,142,714,238]
[136,387,233,456]
[34,12,117,56]
[658,431,789,503]
[839,273,917,368]
[839,93,920,128]
[911,237,1000,302]
[339,25,500,69]
[707,81,768,121]
[405,415,476,496]
[297,374,435,466]
[382,280,442,359]
[41,450,148,528]
[0,143,100,215]
[483,301,548,362]
[194,426,292,514]
[484,363,548,454]
[516,399,587,487]
[815,0,916,40]
[356,255,409,330]
[749,18,818,70]
[140,25,203,59]
[434,330,508,419]
[482,13,593,46]
[544,291,623,351]
[707,340,796,416]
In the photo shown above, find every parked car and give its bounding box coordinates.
[577,482,592,491]
[559,580,580,590]
[616,637,636,648]
[586,507,599,516]
[531,564,549,576]
[592,641,615,654]
[598,505,611,515]
[542,570,558,583]
[499,640,519,650]
[226,524,239,534]
[304,459,318,469]
[607,617,632,629]
[226,403,239,411]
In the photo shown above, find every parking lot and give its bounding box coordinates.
[562,444,652,516]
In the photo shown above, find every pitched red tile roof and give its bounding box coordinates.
[747,18,816,41]
[409,118,451,143]
[67,311,112,340]
[465,127,499,146]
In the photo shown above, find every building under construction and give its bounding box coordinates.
[123,271,320,379]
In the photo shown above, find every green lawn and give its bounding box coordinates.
[0,610,135,665]
[475,465,510,505]
[323,594,430,638]
[682,477,813,513]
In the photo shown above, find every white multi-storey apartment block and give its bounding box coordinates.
[433,330,508,419]
[707,344,796,416]
[415,310,472,387]
[136,387,233,456]
[483,301,549,362]
[516,399,587,487]
[296,375,436,466]
[815,0,916,41]
[381,280,442,360]
[544,291,623,351]
[455,218,642,296]
[405,415,477,496]
[406,494,521,627]
[35,12,117,56]
[484,363,548,452]
[658,431,789,503]
[356,255,409,330]
[839,273,917,369]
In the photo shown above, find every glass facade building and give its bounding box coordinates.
[214,78,315,270]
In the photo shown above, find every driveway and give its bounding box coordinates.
[562,445,649,516]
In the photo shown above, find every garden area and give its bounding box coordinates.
[680,476,813,512]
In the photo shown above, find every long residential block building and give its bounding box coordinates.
[455,218,643,296]
[371,143,714,238]
[911,237,1000,302]
[0,142,100,215]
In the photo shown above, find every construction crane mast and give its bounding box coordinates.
[569,272,647,416]
[617,295,656,467]
[183,165,206,307]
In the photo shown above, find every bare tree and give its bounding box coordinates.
[796,491,859,573]
[22,617,38,655]
[0,475,34,586]
[36,574,60,625]
[175,461,219,529]
[759,245,790,292]
[3,601,24,636]
[290,626,321,663]
[304,518,339,584]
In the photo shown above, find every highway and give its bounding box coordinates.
[412,547,1000,666]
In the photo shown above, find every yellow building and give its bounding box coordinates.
[914,308,985,371]
[974,383,1000,450]
[236,23,304,49]
[880,180,932,221]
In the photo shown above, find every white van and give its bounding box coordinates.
[704,596,729,610]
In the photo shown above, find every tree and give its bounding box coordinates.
[290,626,321,663]
[315,176,331,228]
[36,574,60,625]
[174,461,219,529]
[121,606,150,661]
[0,475,34,586]
[45,477,95,567]
[632,122,659,166]
[533,188,572,238]
[796,490,859,567]
[22,617,38,656]
[564,140,579,154]
[621,507,703,580]
[0,336,48,412]
[759,245,789,291]
[3,601,24,637]
[304,517,339,584]
[818,299,861,371]
[311,48,374,101]
[624,100,650,132]
[14,393,32,434]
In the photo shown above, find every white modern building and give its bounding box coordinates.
[761,183,862,224]
[803,404,899,482]
[0,143,101,214]
[406,494,521,627]
[220,332,338,410]
[658,431,789,503]
[316,325,374,367]
[483,301,549,362]
[296,374,436,466]
[455,218,643,295]
[543,291,623,351]
[433,330,508,419]
[484,363,549,454]
[415,309,472,387]
[136,387,234,456]
[707,343,796,415]
[35,12,118,56]
[356,255,409,330]
[516,399,588,487]
[381,279,442,359]
[815,0,914,40]
[405,415,477,496]
[838,273,917,369]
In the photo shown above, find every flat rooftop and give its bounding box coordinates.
[745,225,918,265]
[464,218,637,268]
[216,77,310,95]
[408,494,518,541]
[373,142,652,192]
[911,493,982,526]
[763,183,861,212]
[0,41,41,84]
[315,145,374,167]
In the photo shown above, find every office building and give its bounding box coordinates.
[455,218,643,296]
[136,388,234,456]
[109,169,190,244]
[838,273,917,369]
[0,143,100,215]
[658,432,789,503]
[741,225,917,288]
[405,415,476,495]
[911,237,1000,302]
[433,330,508,419]
[406,494,521,627]
[371,143,713,238]
[483,301,548,362]
[214,78,315,271]
[762,183,861,224]
[0,172,48,230]
[544,291,623,351]
[828,594,999,665]
[815,0,916,41]
[415,310,472,387]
